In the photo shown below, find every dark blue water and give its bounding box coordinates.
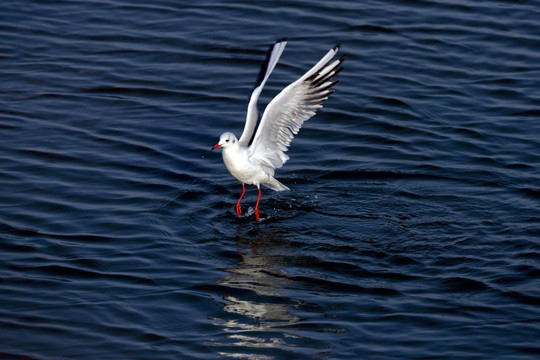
[1,1,539,359]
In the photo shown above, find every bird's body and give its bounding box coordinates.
[218,132,289,191]
[212,40,344,220]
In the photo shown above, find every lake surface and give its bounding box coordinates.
[1,0,539,359]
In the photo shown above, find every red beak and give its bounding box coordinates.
[211,143,221,151]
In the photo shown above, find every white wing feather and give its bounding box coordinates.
[238,40,287,147]
[248,44,344,174]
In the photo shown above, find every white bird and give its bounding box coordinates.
[212,39,344,220]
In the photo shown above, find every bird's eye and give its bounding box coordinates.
[226,139,230,142]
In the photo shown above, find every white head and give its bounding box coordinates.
[212,132,238,151]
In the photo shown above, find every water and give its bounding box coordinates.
[1,0,539,359]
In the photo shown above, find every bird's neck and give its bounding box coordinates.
[222,142,247,165]
[222,143,242,156]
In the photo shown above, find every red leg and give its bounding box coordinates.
[236,184,245,217]
[254,187,261,221]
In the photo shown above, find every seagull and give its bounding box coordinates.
[212,39,344,220]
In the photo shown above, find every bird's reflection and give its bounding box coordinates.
[212,225,306,358]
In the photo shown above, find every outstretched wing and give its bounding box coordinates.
[238,39,287,147]
[248,44,344,174]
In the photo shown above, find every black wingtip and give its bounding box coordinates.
[333,42,341,51]
[251,38,288,95]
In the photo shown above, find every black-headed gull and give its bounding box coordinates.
[212,39,344,220]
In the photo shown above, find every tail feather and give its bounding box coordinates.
[262,177,289,191]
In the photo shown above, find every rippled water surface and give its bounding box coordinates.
[1,1,539,359]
